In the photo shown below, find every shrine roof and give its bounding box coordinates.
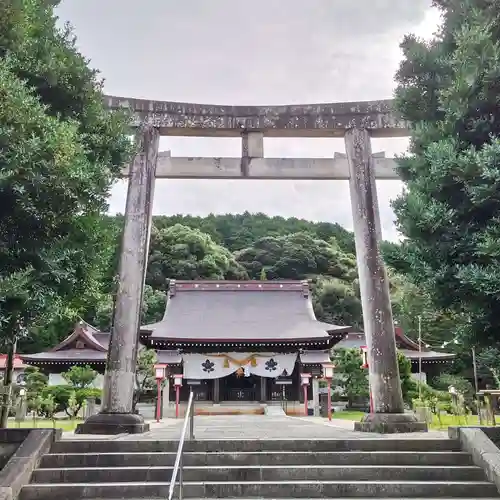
[141,280,350,345]
[20,349,107,363]
[334,329,455,362]
[0,355,29,370]
[20,320,109,364]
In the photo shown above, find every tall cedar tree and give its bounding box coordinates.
[393,0,500,345]
[0,0,131,344]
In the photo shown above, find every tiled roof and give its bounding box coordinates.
[141,280,350,343]
[334,332,455,361]
[300,350,331,364]
[21,350,107,362]
[157,350,182,364]
[0,355,29,370]
[20,320,109,364]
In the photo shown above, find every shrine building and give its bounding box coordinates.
[19,279,454,414]
[140,280,348,412]
[334,328,455,383]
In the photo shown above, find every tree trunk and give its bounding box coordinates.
[0,339,17,428]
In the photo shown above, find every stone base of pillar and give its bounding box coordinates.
[354,413,428,434]
[75,412,150,435]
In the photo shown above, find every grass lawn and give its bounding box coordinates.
[7,419,83,431]
[331,410,488,430]
[331,411,364,422]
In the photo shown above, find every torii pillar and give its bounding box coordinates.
[77,124,159,434]
[345,128,427,433]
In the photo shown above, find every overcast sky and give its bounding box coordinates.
[56,0,441,242]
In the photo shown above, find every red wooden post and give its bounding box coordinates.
[156,378,162,423]
[327,380,333,420]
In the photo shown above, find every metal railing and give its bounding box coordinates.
[168,390,195,500]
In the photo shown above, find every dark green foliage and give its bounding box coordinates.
[61,365,98,389]
[235,232,357,281]
[433,372,475,411]
[0,0,131,347]
[43,385,101,417]
[332,348,369,407]
[313,278,362,328]
[152,213,356,254]
[476,347,500,387]
[333,348,417,406]
[146,224,248,291]
[393,0,500,345]
[397,351,417,404]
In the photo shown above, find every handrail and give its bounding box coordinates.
[168,389,195,500]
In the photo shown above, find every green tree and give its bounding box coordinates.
[24,366,48,401]
[389,270,458,348]
[235,232,357,281]
[42,394,56,426]
[476,347,500,388]
[313,278,362,328]
[397,351,416,405]
[392,0,500,346]
[334,348,417,407]
[153,213,356,254]
[61,365,98,389]
[91,284,166,332]
[133,348,157,412]
[332,348,369,407]
[67,391,79,419]
[147,224,248,290]
[0,0,131,370]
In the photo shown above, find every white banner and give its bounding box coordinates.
[182,352,297,380]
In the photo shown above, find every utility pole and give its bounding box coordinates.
[471,345,481,420]
[418,315,422,401]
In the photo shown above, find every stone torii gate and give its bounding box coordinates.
[78,97,426,434]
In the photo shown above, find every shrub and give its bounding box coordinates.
[43,385,101,417]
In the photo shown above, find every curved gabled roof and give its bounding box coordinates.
[49,320,107,352]
[334,331,455,362]
[141,280,350,344]
[21,320,108,364]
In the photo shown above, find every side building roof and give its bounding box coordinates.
[20,320,109,366]
[334,327,455,363]
[141,280,350,349]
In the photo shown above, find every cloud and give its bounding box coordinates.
[56,0,438,241]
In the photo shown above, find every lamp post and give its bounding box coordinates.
[360,346,373,413]
[322,363,335,421]
[300,373,312,416]
[173,374,183,419]
[154,364,167,423]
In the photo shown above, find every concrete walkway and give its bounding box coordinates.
[64,414,447,441]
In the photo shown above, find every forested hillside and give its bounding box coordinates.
[18,212,452,362]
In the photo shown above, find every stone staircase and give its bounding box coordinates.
[19,437,500,499]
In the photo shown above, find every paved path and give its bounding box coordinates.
[65,415,447,441]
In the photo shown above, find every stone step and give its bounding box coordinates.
[31,465,486,483]
[18,480,499,499]
[39,450,474,468]
[51,438,461,454]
